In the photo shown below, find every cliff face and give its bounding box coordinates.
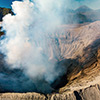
[48,84,100,100]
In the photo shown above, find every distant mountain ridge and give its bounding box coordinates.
[63,5,100,24]
[0,6,100,24]
[75,5,93,13]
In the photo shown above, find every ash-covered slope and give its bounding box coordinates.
[0,21,100,99]
[49,21,100,61]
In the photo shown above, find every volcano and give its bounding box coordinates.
[0,20,100,99]
[75,5,93,13]
[0,1,100,99]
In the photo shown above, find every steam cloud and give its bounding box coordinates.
[0,0,68,93]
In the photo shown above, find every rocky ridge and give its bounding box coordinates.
[0,84,100,100]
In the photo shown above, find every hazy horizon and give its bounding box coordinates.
[0,0,99,10]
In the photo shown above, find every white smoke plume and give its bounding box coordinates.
[0,0,68,93]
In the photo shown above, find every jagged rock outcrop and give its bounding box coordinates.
[48,84,100,100]
[0,7,13,21]
[0,93,46,100]
[0,84,100,100]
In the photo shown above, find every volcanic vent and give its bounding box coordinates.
[0,1,100,99]
[0,0,70,94]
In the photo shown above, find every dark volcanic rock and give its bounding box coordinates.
[0,7,13,21]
